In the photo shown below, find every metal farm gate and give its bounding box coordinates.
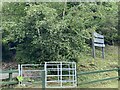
[18,64,44,87]
[44,62,77,88]
[18,62,77,88]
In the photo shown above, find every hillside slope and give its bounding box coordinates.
[77,45,118,88]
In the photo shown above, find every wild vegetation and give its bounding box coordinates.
[1,2,119,88]
[2,2,118,64]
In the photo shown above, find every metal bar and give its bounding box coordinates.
[21,64,42,66]
[46,86,76,88]
[45,64,59,66]
[20,65,23,85]
[74,63,77,87]
[42,71,45,90]
[21,65,22,77]
[77,68,119,75]
[1,81,18,85]
[47,68,75,70]
[23,70,44,72]
[118,67,120,81]
[45,62,47,88]
[78,76,120,85]
[9,73,12,81]
[18,64,21,85]
[18,64,20,76]
[60,62,62,87]
[47,75,75,77]
[0,70,18,73]
[24,76,42,78]
[47,80,75,83]
[57,64,59,83]
[9,69,12,81]
[72,63,74,86]
[68,64,70,80]
[46,62,75,64]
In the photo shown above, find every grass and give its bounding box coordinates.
[77,45,118,88]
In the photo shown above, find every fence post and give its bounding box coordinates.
[42,70,45,90]
[118,67,120,81]
[92,32,95,58]
[9,68,12,81]
[18,64,21,85]
[77,74,78,87]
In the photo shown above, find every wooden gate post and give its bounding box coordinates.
[92,32,95,58]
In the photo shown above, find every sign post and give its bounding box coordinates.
[102,47,104,59]
[92,32,105,59]
[92,32,95,58]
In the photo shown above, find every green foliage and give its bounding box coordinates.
[2,2,118,63]
[95,2,118,45]
[14,3,87,63]
[17,76,23,82]
[2,3,26,61]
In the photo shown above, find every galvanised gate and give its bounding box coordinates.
[18,64,44,87]
[18,62,77,88]
[1,63,119,88]
[44,62,77,88]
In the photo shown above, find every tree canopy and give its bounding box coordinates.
[2,2,118,63]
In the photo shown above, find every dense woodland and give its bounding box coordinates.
[2,2,118,63]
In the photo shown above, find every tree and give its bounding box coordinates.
[2,2,118,63]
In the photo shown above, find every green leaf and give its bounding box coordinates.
[17,76,24,82]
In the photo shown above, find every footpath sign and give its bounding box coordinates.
[92,32,105,59]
